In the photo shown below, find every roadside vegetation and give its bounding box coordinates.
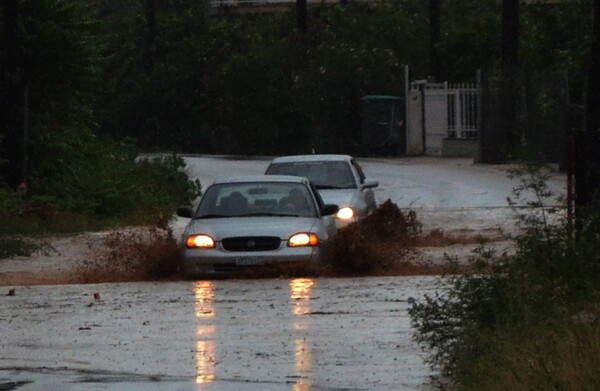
[409,164,600,390]
[0,132,200,258]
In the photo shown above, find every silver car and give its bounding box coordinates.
[265,155,378,228]
[176,175,338,278]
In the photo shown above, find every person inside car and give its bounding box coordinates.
[280,188,309,214]
[227,191,248,215]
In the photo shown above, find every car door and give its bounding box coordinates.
[351,159,377,214]
[309,182,337,239]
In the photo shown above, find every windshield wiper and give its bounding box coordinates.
[243,212,299,217]
[195,214,227,219]
[316,185,344,189]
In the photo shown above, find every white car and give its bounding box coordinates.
[265,155,378,228]
[176,175,338,278]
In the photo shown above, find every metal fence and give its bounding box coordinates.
[447,83,479,139]
[478,71,573,165]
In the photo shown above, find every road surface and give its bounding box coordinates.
[0,156,567,390]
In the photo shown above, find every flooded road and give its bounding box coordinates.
[1,276,440,390]
[2,156,564,390]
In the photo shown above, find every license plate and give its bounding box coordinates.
[235,257,265,266]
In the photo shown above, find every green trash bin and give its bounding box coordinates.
[360,95,405,156]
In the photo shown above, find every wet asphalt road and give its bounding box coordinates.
[0,276,440,391]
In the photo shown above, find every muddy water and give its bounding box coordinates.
[0,276,441,390]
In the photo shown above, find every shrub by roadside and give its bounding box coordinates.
[409,165,600,390]
[0,128,200,258]
[28,128,200,221]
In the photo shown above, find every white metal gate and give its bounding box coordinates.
[408,81,479,156]
[447,83,479,139]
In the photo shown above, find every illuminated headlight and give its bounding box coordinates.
[288,233,319,247]
[186,234,216,248]
[336,207,354,220]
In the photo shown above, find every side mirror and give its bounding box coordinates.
[362,180,379,189]
[176,205,195,218]
[320,204,339,216]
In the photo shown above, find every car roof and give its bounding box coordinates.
[212,175,310,185]
[269,154,352,164]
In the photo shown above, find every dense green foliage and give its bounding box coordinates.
[30,129,199,218]
[0,139,200,234]
[409,166,600,390]
[0,1,200,238]
[4,0,589,156]
[1,1,592,156]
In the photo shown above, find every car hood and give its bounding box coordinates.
[184,216,318,239]
[317,189,357,207]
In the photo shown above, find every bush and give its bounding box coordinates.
[0,237,40,259]
[21,128,200,227]
[408,165,600,390]
[0,187,21,215]
[0,128,200,235]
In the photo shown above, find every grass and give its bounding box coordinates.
[456,318,600,391]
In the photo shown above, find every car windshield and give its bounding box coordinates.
[195,182,318,218]
[265,161,357,189]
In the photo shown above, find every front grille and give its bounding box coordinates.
[221,236,281,252]
[214,263,236,273]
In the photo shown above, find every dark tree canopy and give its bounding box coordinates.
[578,0,600,207]
[1,0,24,188]
[0,0,595,188]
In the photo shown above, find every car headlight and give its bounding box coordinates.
[186,234,216,248]
[288,233,319,247]
[336,206,354,220]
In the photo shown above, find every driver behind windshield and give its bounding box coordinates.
[280,188,309,214]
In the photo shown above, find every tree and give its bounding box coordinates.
[144,0,158,72]
[500,0,520,155]
[296,0,307,33]
[429,0,442,81]
[577,0,600,209]
[0,0,25,188]
[501,0,519,70]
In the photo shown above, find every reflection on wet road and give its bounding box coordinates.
[1,277,441,390]
[290,278,314,390]
[195,281,216,385]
